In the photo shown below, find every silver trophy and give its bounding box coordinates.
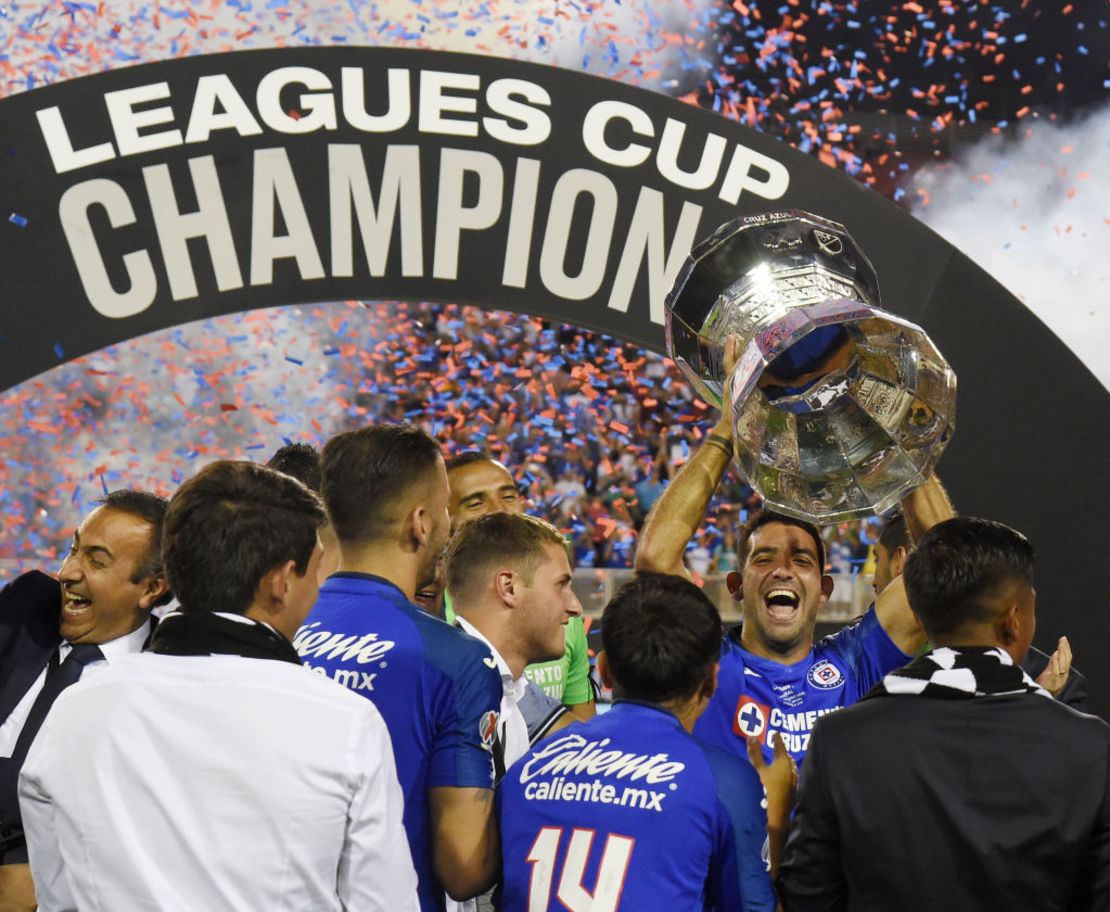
[665,210,956,523]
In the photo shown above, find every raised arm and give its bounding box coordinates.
[901,471,956,545]
[874,472,957,653]
[636,338,740,580]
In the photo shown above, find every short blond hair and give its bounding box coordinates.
[445,512,566,603]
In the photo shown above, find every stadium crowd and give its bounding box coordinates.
[0,301,878,583]
[0,390,1106,911]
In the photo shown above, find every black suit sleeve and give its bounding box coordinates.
[1057,668,1090,714]
[779,722,848,912]
[0,571,61,658]
[1022,645,1090,714]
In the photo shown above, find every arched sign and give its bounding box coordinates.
[1,47,1108,715]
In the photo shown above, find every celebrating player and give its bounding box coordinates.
[296,425,501,911]
[498,573,790,912]
[636,336,953,765]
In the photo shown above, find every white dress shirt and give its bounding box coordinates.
[449,619,534,912]
[0,619,151,758]
[19,650,419,912]
[455,617,531,766]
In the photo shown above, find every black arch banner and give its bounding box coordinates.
[2,47,1108,715]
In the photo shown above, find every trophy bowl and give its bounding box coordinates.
[665,210,956,523]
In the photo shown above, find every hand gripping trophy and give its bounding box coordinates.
[666,210,956,522]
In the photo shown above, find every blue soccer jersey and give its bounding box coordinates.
[695,607,909,767]
[295,573,501,912]
[498,702,776,912]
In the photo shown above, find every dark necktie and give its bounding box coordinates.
[0,643,104,859]
[10,644,104,770]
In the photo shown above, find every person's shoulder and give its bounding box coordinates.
[414,611,500,683]
[300,577,421,646]
[0,570,60,612]
[801,689,900,745]
[816,609,878,648]
[1024,691,1110,738]
[564,614,587,645]
[415,608,490,657]
[95,652,389,720]
[718,627,745,663]
[816,606,903,664]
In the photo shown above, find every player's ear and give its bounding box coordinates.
[408,504,428,549]
[996,600,1022,649]
[494,569,519,606]
[597,651,615,691]
[725,571,743,601]
[137,573,169,611]
[700,661,719,703]
[820,573,835,603]
[890,545,909,579]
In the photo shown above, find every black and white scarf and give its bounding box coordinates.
[869,646,1051,700]
[146,611,302,665]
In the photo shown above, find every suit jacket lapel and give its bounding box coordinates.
[0,642,55,726]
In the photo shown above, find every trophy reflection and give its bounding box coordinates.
[665,210,956,523]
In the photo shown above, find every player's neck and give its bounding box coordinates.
[460,609,527,680]
[336,545,419,602]
[664,694,708,734]
[739,627,813,666]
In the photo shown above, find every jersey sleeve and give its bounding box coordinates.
[820,607,910,699]
[701,745,778,912]
[427,637,502,790]
[560,616,593,706]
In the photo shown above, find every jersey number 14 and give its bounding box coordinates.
[525,826,635,911]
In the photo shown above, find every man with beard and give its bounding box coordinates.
[297,425,501,912]
[636,339,951,766]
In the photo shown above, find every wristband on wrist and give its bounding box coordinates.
[706,433,734,457]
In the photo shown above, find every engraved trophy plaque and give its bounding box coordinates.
[665,210,956,523]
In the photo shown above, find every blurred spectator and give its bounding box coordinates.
[1,300,879,581]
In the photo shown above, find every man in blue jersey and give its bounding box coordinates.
[499,573,791,912]
[636,337,953,766]
[295,424,502,912]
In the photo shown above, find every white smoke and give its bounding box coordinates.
[910,107,1110,391]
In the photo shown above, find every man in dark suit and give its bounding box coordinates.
[873,510,1088,710]
[781,517,1110,911]
[0,491,169,911]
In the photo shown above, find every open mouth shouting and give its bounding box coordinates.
[763,588,801,623]
[62,588,93,621]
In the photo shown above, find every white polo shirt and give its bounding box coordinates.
[19,651,418,912]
